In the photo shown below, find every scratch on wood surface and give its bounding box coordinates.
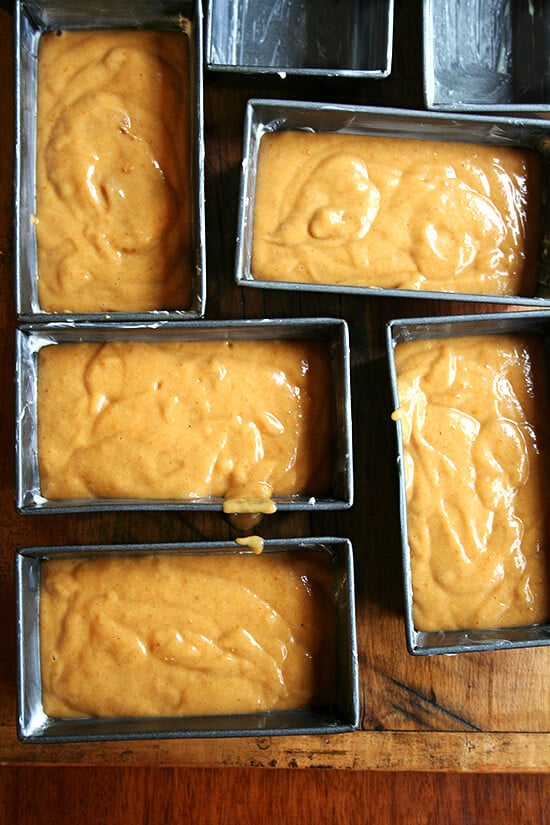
[374,672,482,732]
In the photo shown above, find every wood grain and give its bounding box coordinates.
[1,767,550,825]
[2,0,550,784]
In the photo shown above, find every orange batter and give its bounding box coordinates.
[395,334,550,631]
[252,131,541,296]
[37,339,332,501]
[35,29,192,312]
[39,552,336,718]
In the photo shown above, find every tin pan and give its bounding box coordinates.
[236,99,550,305]
[14,0,206,321]
[16,538,359,742]
[387,310,550,655]
[424,0,550,113]
[206,0,393,79]
[15,318,353,514]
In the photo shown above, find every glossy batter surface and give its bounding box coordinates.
[39,552,336,718]
[37,339,332,500]
[36,29,192,312]
[395,334,550,631]
[252,132,541,296]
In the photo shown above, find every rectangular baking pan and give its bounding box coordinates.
[387,310,550,655]
[424,0,550,113]
[236,99,550,305]
[15,317,353,513]
[16,538,359,742]
[206,0,393,78]
[14,0,206,321]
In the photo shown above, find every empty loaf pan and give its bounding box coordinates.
[424,0,550,112]
[206,0,394,78]
[236,99,550,305]
[16,538,359,742]
[387,310,550,655]
[15,318,353,514]
[15,0,206,321]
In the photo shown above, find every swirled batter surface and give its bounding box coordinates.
[395,334,550,631]
[36,30,192,312]
[40,552,336,718]
[37,339,332,500]
[252,132,541,296]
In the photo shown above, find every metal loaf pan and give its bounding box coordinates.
[424,0,550,113]
[15,0,206,321]
[15,318,353,514]
[386,310,550,655]
[235,99,550,305]
[16,538,359,742]
[206,0,394,79]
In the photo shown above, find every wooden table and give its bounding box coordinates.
[2,0,550,821]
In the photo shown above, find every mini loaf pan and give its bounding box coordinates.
[235,99,550,305]
[386,310,550,655]
[15,317,353,514]
[16,538,359,743]
[206,0,393,78]
[424,0,550,113]
[15,0,206,321]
